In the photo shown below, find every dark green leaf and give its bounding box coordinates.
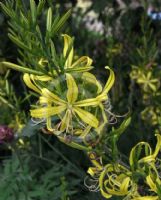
[51,9,72,36]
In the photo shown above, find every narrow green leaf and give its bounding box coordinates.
[50,40,59,67]
[30,0,37,24]
[20,11,29,26]
[37,0,46,16]
[51,9,72,36]
[51,14,60,30]
[109,117,131,137]
[1,62,43,75]
[8,33,31,51]
[0,2,15,18]
[46,7,52,32]
[36,25,43,41]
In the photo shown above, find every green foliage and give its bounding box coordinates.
[0,0,71,76]
[0,153,80,200]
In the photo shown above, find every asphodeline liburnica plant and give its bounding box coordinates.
[0,1,161,199]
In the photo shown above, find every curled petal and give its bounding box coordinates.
[62,34,74,68]
[101,66,115,96]
[153,134,161,158]
[23,73,41,94]
[71,56,93,68]
[99,164,132,198]
[129,142,152,169]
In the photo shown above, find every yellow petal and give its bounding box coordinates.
[149,83,157,92]
[129,142,152,168]
[65,66,93,73]
[66,73,78,104]
[30,105,66,118]
[74,107,99,128]
[46,117,53,131]
[87,167,99,177]
[60,110,71,132]
[39,96,51,104]
[42,88,66,105]
[79,125,91,138]
[139,134,161,163]
[101,66,115,95]
[23,73,41,94]
[99,165,113,199]
[120,177,131,194]
[71,56,93,68]
[146,175,157,193]
[34,75,52,81]
[153,134,161,158]
[95,103,108,134]
[74,98,100,107]
[75,94,108,107]
[62,34,74,68]
[82,72,102,94]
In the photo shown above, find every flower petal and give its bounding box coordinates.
[23,73,41,94]
[30,105,66,118]
[60,110,71,132]
[34,75,52,81]
[82,72,102,94]
[42,88,66,105]
[65,66,93,73]
[74,98,100,107]
[101,66,115,95]
[75,94,108,107]
[66,73,78,103]
[74,107,99,128]
[62,34,74,68]
[71,56,93,68]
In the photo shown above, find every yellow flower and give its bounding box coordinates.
[23,67,115,135]
[29,74,98,131]
[129,134,161,169]
[37,34,94,75]
[144,160,161,196]
[141,106,161,126]
[137,72,159,92]
[62,34,93,72]
[99,164,132,198]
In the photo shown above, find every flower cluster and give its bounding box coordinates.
[130,65,161,128]
[87,134,161,199]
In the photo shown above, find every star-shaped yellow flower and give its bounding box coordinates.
[23,66,115,133]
